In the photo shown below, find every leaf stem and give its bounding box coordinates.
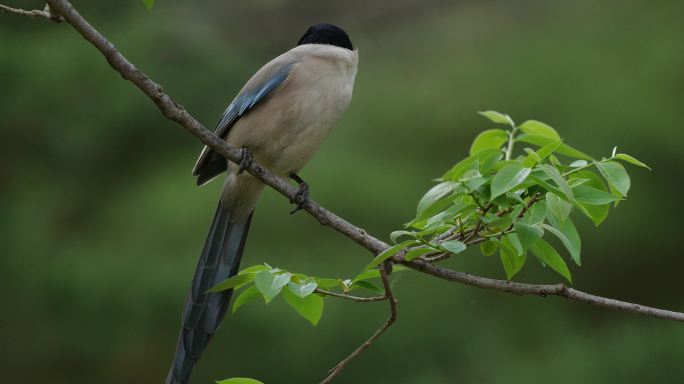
[505,127,518,160]
[315,289,386,302]
[562,156,616,177]
[561,161,596,177]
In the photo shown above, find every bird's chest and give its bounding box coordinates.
[243,66,353,174]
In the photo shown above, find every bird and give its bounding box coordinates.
[166,23,358,384]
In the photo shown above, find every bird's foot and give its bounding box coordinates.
[289,179,310,214]
[237,148,253,175]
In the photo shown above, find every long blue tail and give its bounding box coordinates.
[166,203,253,384]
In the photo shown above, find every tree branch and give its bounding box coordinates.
[400,258,684,322]
[320,265,398,384]
[6,1,684,382]
[0,3,62,22]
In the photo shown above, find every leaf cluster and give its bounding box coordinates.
[208,264,401,325]
[380,111,649,281]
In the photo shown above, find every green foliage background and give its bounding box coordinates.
[1,1,683,383]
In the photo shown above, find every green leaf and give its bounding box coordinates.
[524,141,562,167]
[287,282,318,298]
[536,140,563,160]
[522,151,540,168]
[499,238,526,280]
[418,221,452,237]
[530,239,572,283]
[487,216,513,229]
[282,289,324,326]
[506,233,524,256]
[231,286,262,313]
[390,230,416,243]
[238,265,271,275]
[518,134,592,160]
[216,378,264,384]
[364,240,414,271]
[478,110,514,126]
[142,0,155,10]
[549,154,562,166]
[351,281,384,294]
[491,164,532,199]
[479,150,504,174]
[569,160,588,168]
[513,222,543,251]
[522,201,547,225]
[596,161,631,196]
[575,200,609,226]
[351,269,381,284]
[463,175,489,190]
[480,240,498,256]
[572,185,620,205]
[540,164,574,201]
[568,178,590,187]
[416,181,461,220]
[442,149,504,180]
[441,240,467,254]
[442,158,475,180]
[544,218,581,266]
[470,129,508,156]
[316,278,344,290]
[569,171,610,226]
[421,209,456,230]
[519,120,560,141]
[545,192,572,227]
[493,160,521,172]
[524,148,542,162]
[208,273,256,293]
[614,154,651,170]
[528,175,566,198]
[255,271,291,303]
[404,247,436,261]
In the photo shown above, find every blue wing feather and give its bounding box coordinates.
[192,62,294,184]
[214,62,293,139]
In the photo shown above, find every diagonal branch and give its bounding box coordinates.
[320,264,398,384]
[399,258,684,322]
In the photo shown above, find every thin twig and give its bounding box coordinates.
[465,229,514,245]
[465,204,491,242]
[422,252,449,263]
[0,4,62,22]
[315,289,386,302]
[320,265,398,384]
[434,226,458,242]
[457,216,465,238]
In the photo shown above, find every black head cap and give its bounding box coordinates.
[297,23,353,50]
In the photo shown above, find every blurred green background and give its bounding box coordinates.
[2,0,683,383]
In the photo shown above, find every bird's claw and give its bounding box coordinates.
[289,181,310,214]
[237,148,253,175]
